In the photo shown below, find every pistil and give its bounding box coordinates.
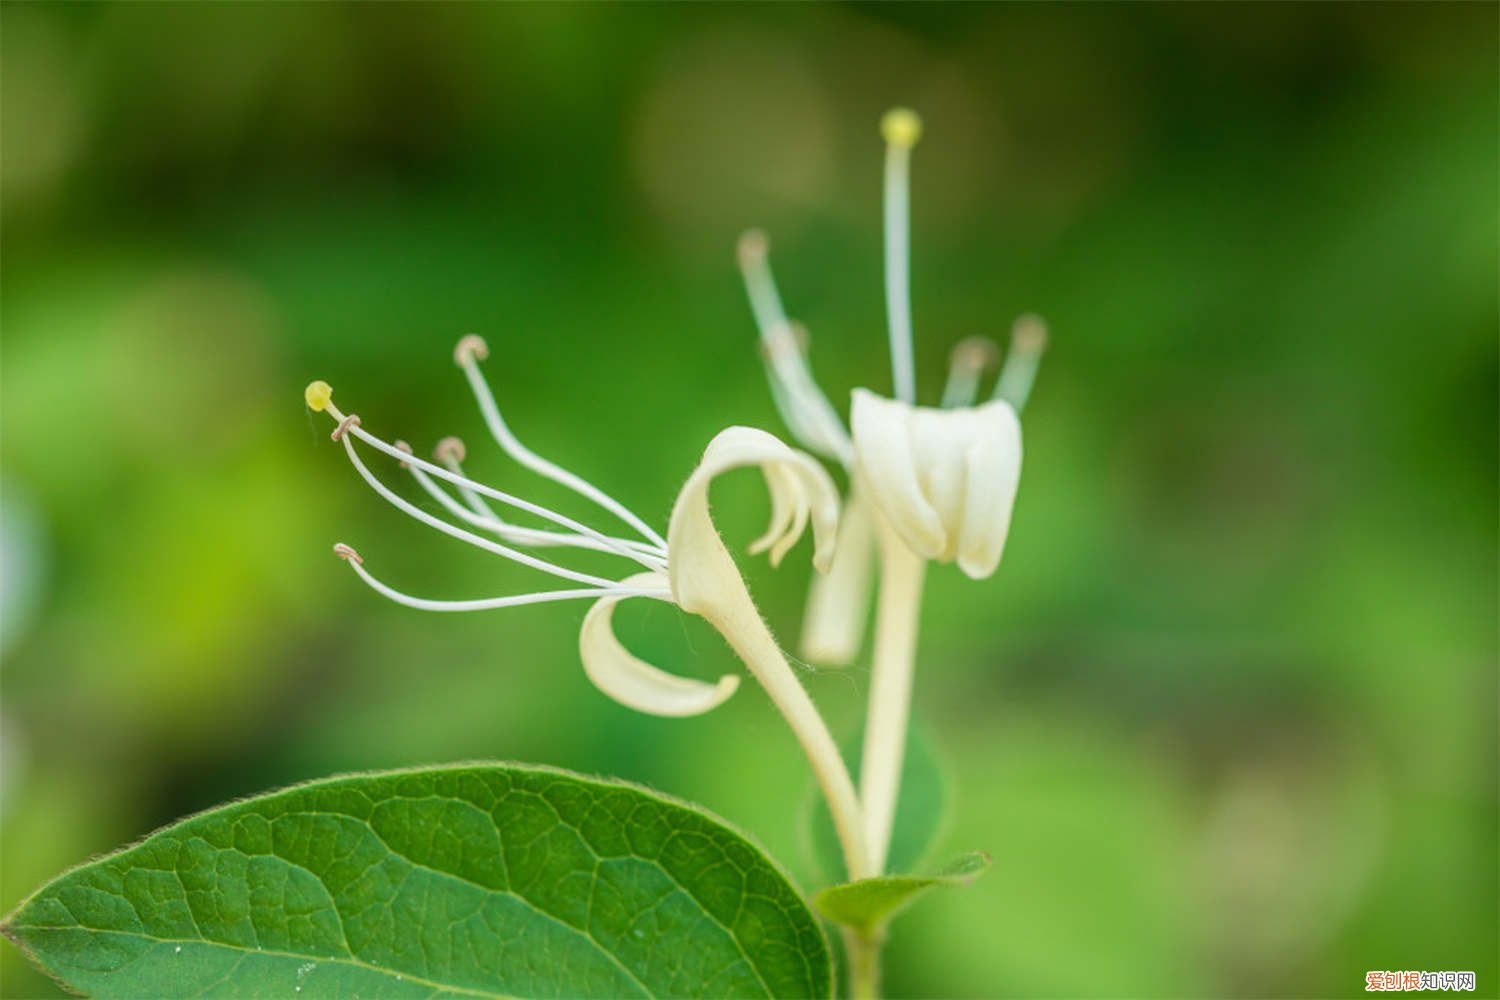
[881,108,922,405]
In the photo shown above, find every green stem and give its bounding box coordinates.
[843,928,884,1000]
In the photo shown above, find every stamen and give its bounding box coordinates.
[454,334,489,365]
[427,437,667,564]
[404,457,670,570]
[331,414,361,442]
[305,380,333,413]
[453,335,669,550]
[881,107,922,405]
[735,230,853,466]
[434,436,466,465]
[942,337,1001,409]
[318,396,668,568]
[336,549,671,613]
[393,440,413,468]
[436,435,506,525]
[335,430,624,588]
[993,313,1048,413]
[333,542,363,565]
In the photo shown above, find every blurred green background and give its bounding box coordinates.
[2,4,1496,997]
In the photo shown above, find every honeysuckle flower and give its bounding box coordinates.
[737,107,1050,874]
[306,336,872,878]
[850,387,1021,580]
[736,111,1048,660]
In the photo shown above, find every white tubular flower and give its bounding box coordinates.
[303,346,839,721]
[736,108,1049,666]
[851,389,1021,580]
[307,354,872,878]
[577,425,840,720]
[736,106,1052,874]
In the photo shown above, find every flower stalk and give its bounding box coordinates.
[688,561,873,881]
[860,514,927,874]
[843,927,885,1000]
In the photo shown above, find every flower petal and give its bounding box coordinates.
[799,486,877,665]
[747,461,797,564]
[578,571,741,717]
[668,426,840,616]
[851,389,945,559]
[955,400,1022,579]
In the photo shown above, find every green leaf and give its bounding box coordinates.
[2,763,831,999]
[804,723,948,883]
[813,852,991,936]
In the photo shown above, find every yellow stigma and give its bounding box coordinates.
[881,108,923,149]
[304,380,333,412]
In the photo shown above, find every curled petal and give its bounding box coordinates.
[668,426,840,616]
[578,572,740,717]
[748,461,796,563]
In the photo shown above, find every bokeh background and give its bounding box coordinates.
[2,4,1496,997]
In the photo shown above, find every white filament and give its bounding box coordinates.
[338,431,623,589]
[737,237,853,466]
[941,338,1000,410]
[434,451,666,556]
[942,359,983,409]
[436,449,507,524]
[328,401,667,570]
[458,358,668,549]
[993,317,1047,413]
[884,140,916,404]
[346,557,670,611]
[406,463,669,571]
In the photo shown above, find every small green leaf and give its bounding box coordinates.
[804,723,948,883]
[3,763,831,999]
[813,852,991,936]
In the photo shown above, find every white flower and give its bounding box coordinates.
[738,107,1051,873]
[851,389,1021,580]
[303,338,836,720]
[307,337,871,876]
[735,109,1048,664]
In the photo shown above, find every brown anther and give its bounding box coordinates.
[434,436,466,465]
[393,440,414,469]
[758,321,810,362]
[737,228,769,269]
[332,543,364,565]
[454,334,490,366]
[1012,314,1049,354]
[949,336,1001,372]
[330,414,362,442]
